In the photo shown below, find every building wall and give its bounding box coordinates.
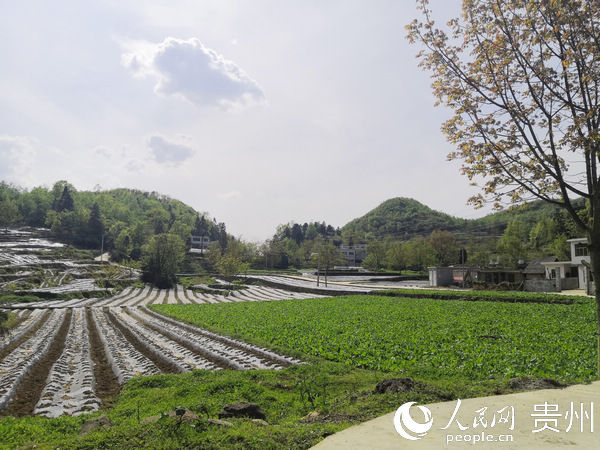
[561,277,579,290]
[569,239,591,265]
[524,279,559,292]
[428,267,453,287]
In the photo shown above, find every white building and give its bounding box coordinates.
[191,235,210,249]
[541,238,590,290]
[338,244,367,266]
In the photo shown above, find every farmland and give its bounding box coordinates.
[0,284,315,418]
[154,295,597,381]
[1,230,598,448]
[0,292,597,448]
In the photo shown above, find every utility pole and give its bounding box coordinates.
[324,239,328,287]
[317,248,321,287]
[100,233,104,262]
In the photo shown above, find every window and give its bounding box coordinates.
[575,243,589,257]
[548,268,557,279]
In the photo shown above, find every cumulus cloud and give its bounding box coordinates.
[147,135,194,165]
[0,136,38,181]
[122,37,265,109]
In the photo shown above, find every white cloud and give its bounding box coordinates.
[94,146,112,158]
[0,135,38,181]
[217,190,241,200]
[122,37,265,109]
[147,135,194,165]
[125,159,145,172]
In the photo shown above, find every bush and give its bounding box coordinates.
[142,233,186,288]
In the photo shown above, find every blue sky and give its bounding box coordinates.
[0,0,490,240]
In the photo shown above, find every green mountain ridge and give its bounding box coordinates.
[342,196,585,241]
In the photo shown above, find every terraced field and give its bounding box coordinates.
[0,283,315,418]
[247,274,374,292]
[5,283,324,308]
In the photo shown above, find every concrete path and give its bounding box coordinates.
[312,381,599,449]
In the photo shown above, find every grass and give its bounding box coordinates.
[179,275,217,288]
[0,363,489,449]
[378,288,589,304]
[0,294,48,305]
[244,269,301,275]
[1,311,22,331]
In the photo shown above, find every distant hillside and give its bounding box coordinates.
[342,197,585,241]
[342,197,467,240]
[467,198,585,236]
[0,180,226,260]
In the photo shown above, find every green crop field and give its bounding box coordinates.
[154,295,598,382]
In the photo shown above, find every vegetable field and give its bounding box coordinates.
[0,282,311,418]
[154,295,598,382]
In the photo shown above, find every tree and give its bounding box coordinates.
[87,202,104,249]
[17,187,52,227]
[404,236,436,271]
[311,240,343,283]
[386,241,407,271]
[216,254,244,276]
[145,207,170,234]
[141,233,186,288]
[55,185,75,212]
[193,214,209,236]
[550,234,570,261]
[305,223,318,241]
[363,241,386,271]
[529,217,558,250]
[497,219,529,267]
[408,0,600,370]
[429,230,458,266]
[291,223,304,244]
[0,197,20,230]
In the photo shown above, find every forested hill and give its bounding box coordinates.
[342,196,585,241]
[0,181,226,260]
[342,198,466,240]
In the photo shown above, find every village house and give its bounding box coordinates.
[428,238,594,293]
[190,235,210,250]
[338,244,367,266]
[541,238,592,292]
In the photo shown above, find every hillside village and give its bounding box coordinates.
[1,181,591,296]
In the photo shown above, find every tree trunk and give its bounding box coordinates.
[589,202,600,376]
[590,244,600,377]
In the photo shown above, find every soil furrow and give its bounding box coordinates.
[173,287,183,304]
[124,309,237,370]
[0,309,72,417]
[142,307,295,368]
[132,285,153,306]
[104,308,181,374]
[0,310,51,362]
[86,308,121,407]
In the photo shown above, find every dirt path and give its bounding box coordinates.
[86,308,121,407]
